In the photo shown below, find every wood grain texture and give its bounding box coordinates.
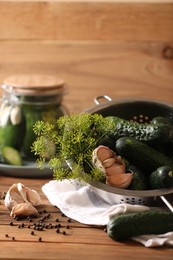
[0,1,172,114]
[0,41,172,113]
[0,1,173,41]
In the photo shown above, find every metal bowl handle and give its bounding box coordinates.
[94,95,112,105]
[160,195,173,213]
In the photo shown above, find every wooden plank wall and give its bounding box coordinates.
[0,0,173,113]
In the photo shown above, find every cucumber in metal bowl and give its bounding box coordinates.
[81,96,173,211]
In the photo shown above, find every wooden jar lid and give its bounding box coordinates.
[3,75,65,96]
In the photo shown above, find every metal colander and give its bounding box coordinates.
[82,96,173,212]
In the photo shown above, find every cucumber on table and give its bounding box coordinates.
[115,137,173,174]
[1,146,22,166]
[107,211,173,241]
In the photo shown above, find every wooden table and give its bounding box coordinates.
[0,176,173,260]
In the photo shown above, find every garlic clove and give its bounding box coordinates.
[26,187,42,206]
[94,145,115,162]
[4,183,25,210]
[0,105,11,127]
[17,183,29,203]
[10,203,38,218]
[106,173,133,189]
[106,163,125,176]
[102,158,116,168]
[10,105,22,125]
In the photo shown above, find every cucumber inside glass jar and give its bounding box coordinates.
[21,95,66,159]
[0,75,67,163]
[0,101,25,154]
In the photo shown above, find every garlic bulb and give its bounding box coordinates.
[4,183,41,216]
[92,145,133,189]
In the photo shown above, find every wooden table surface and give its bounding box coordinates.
[0,176,173,260]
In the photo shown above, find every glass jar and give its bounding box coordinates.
[0,74,68,160]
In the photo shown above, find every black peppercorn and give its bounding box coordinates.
[38,237,42,242]
[56,228,60,233]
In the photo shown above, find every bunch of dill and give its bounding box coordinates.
[32,113,114,183]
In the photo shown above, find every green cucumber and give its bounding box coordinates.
[107,116,172,145]
[115,137,173,174]
[1,146,22,166]
[150,116,173,126]
[126,163,148,190]
[96,135,116,152]
[0,124,24,150]
[107,211,173,241]
[149,166,173,189]
[22,105,42,158]
[22,103,61,159]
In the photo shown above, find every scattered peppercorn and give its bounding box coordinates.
[38,237,42,242]
[56,228,60,233]
[55,223,61,228]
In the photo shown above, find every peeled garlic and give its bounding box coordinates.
[10,203,38,218]
[10,105,22,125]
[4,183,41,211]
[0,105,11,127]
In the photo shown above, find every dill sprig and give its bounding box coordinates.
[32,113,114,182]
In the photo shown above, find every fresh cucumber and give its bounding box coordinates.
[107,211,173,241]
[150,116,173,126]
[107,116,172,145]
[115,137,173,174]
[1,146,22,166]
[0,124,24,150]
[22,104,44,159]
[96,135,116,152]
[149,166,173,189]
[125,163,147,190]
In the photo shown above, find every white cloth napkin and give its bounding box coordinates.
[42,179,173,247]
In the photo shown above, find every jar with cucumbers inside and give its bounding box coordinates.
[0,75,68,164]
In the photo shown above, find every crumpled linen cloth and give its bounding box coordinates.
[42,179,173,247]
